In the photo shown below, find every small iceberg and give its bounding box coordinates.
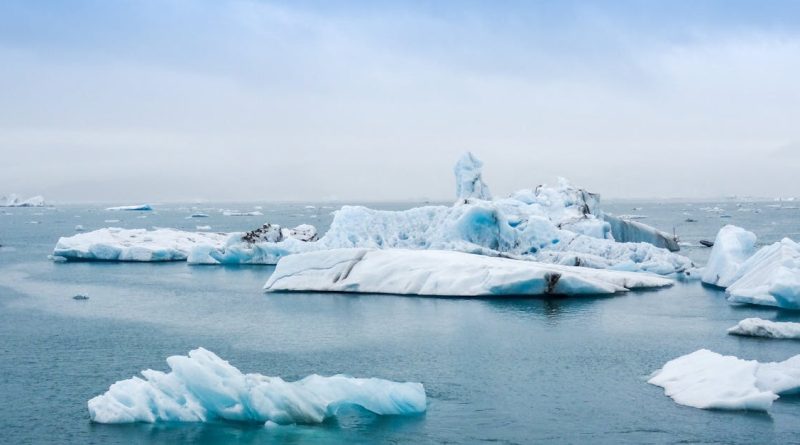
[88,348,426,424]
[0,194,45,207]
[72,294,89,300]
[701,225,757,288]
[189,213,209,218]
[263,248,673,297]
[222,210,263,217]
[728,318,800,339]
[106,204,152,211]
[648,349,800,411]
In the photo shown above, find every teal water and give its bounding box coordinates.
[1,201,799,444]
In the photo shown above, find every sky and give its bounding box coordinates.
[1,0,799,202]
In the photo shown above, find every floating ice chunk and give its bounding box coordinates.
[88,348,426,424]
[222,210,263,216]
[189,213,209,218]
[263,248,672,297]
[454,152,492,201]
[726,238,800,309]
[648,349,800,411]
[53,228,228,262]
[701,225,757,287]
[0,194,45,207]
[106,204,152,211]
[728,318,800,339]
[196,225,212,231]
[75,225,84,231]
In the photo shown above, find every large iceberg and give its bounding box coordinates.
[701,225,757,287]
[88,348,426,424]
[728,318,800,339]
[648,349,800,411]
[263,248,673,297]
[53,225,317,263]
[190,154,693,275]
[1,194,45,207]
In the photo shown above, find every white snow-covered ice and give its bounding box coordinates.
[54,224,319,263]
[106,204,152,211]
[701,225,757,287]
[263,248,673,297]
[728,318,800,339]
[1,194,45,207]
[53,228,227,262]
[701,225,800,309]
[88,348,426,424]
[648,349,800,411]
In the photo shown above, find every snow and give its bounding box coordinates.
[648,349,800,411]
[728,318,800,339]
[88,347,426,424]
[106,204,152,211]
[263,248,673,297]
[725,238,800,309]
[0,194,45,207]
[454,152,492,201]
[701,225,757,287]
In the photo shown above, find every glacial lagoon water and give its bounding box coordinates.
[1,201,799,444]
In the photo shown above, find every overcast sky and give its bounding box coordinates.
[1,0,798,202]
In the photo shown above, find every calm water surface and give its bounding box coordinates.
[1,201,799,444]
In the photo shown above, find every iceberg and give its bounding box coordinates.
[648,349,800,411]
[222,210,263,216]
[701,225,757,287]
[54,224,319,263]
[263,248,673,297]
[0,194,45,207]
[726,238,800,309]
[106,204,152,211]
[88,348,426,424]
[53,228,227,262]
[190,154,693,275]
[728,318,800,339]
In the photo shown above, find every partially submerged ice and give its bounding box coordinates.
[53,228,228,262]
[263,248,673,296]
[702,225,800,309]
[728,318,800,339]
[1,194,45,207]
[701,225,757,288]
[106,204,152,211]
[53,225,317,263]
[88,348,426,424]
[190,153,692,275]
[648,349,800,411]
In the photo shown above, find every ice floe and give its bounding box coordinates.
[728,318,800,339]
[53,228,228,262]
[648,349,800,411]
[106,204,152,211]
[53,225,319,263]
[0,194,45,207]
[88,348,426,424]
[263,248,673,297]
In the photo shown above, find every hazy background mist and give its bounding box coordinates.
[1,0,798,202]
